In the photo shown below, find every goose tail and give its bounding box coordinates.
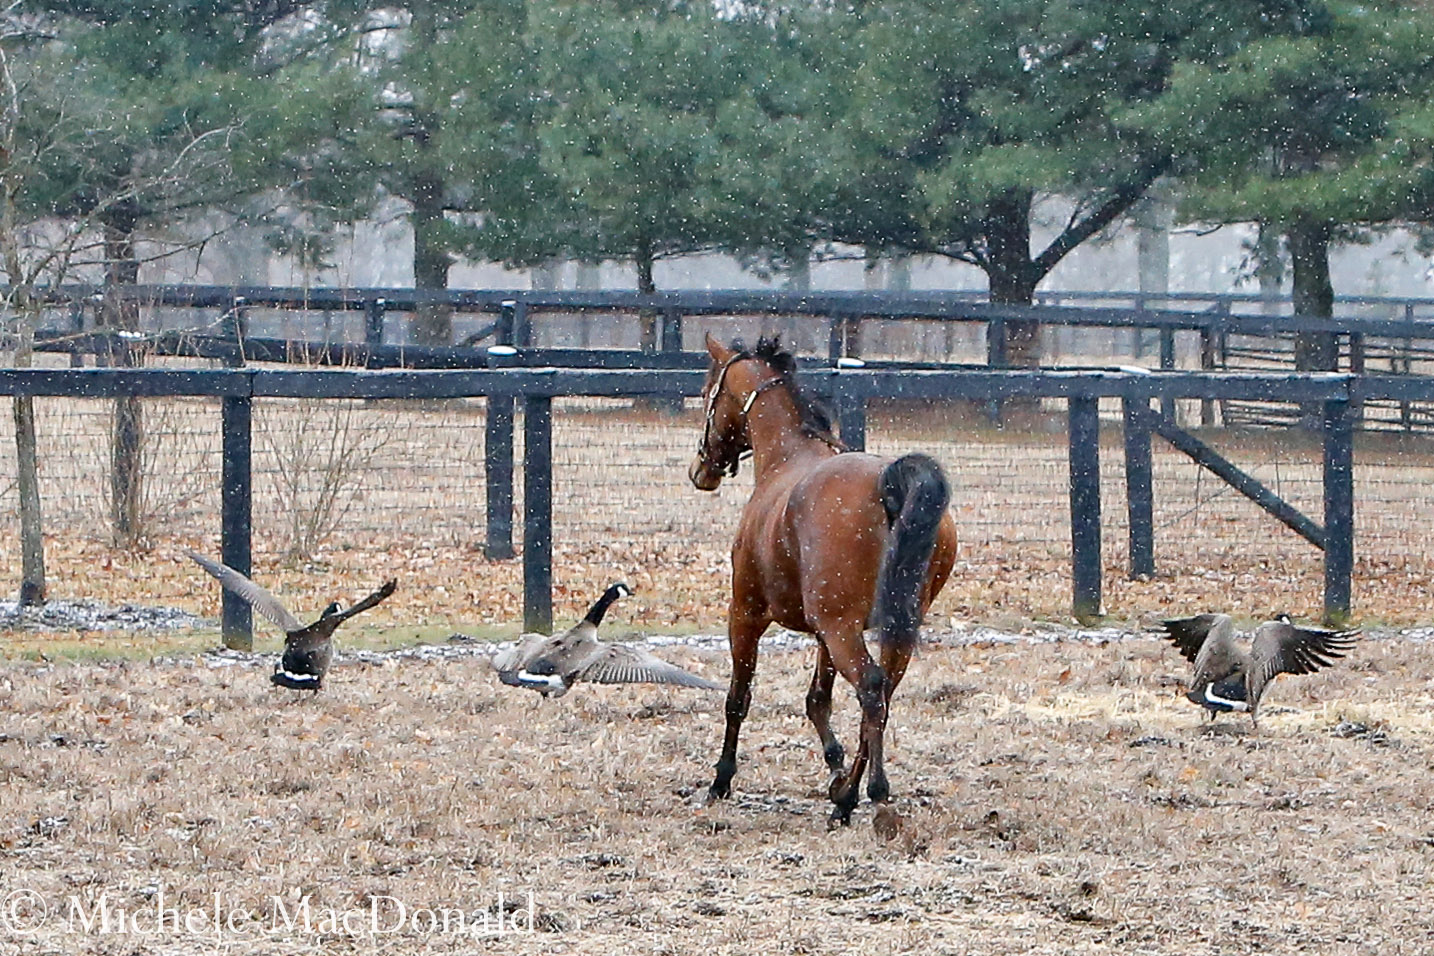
[1187,681,1250,713]
[272,668,322,691]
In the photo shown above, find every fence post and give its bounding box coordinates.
[484,304,518,560]
[1122,397,1155,579]
[221,392,253,649]
[986,317,1007,368]
[985,318,1007,422]
[1347,331,1365,426]
[68,300,85,367]
[1159,327,1176,420]
[834,360,867,451]
[660,307,683,354]
[364,297,386,368]
[512,300,532,348]
[843,314,862,359]
[1322,398,1354,625]
[226,296,248,367]
[484,394,516,561]
[523,393,553,634]
[659,307,685,414]
[1199,328,1216,425]
[495,298,516,346]
[1068,396,1103,622]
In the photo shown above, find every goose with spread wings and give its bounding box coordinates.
[491,583,722,698]
[1155,613,1358,725]
[186,550,397,692]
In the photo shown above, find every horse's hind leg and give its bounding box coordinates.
[806,643,844,776]
[820,624,889,826]
[708,609,767,802]
[866,641,915,805]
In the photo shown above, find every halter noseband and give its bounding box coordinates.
[697,354,782,477]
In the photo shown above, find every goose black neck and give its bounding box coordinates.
[584,586,626,626]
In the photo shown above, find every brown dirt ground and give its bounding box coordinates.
[2,632,1433,954]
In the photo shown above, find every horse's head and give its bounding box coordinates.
[689,333,762,491]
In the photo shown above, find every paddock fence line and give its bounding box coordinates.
[12,283,1434,439]
[0,365,1407,646]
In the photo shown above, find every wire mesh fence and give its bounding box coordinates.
[1,374,1433,633]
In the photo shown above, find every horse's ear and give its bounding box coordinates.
[705,332,733,363]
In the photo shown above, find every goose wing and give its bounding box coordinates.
[185,550,303,632]
[575,643,724,690]
[325,579,398,625]
[1189,615,1244,690]
[1247,619,1358,707]
[1155,613,1225,664]
[491,632,552,677]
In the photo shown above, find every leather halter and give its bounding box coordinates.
[696,354,783,478]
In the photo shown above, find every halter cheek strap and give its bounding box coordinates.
[698,357,781,477]
[742,376,783,416]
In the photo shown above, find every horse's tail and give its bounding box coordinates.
[872,452,950,653]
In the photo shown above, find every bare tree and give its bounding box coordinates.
[0,8,240,598]
[0,21,72,604]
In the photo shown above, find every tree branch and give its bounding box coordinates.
[1031,153,1172,277]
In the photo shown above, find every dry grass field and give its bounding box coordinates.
[4,386,1434,953]
[2,629,1434,954]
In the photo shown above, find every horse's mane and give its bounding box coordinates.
[731,336,844,447]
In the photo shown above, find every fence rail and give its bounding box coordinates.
[15,285,1434,374]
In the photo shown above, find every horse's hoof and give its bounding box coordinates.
[872,804,904,841]
[827,805,854,829]
[704,783,731,805]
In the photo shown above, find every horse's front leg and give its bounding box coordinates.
[707,608,768,802]
[806,642,844,777]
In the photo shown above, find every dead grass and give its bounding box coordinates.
[2,634,1433,954]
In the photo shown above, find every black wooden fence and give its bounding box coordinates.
[20,284,1434,378]
[0,363,1394,644]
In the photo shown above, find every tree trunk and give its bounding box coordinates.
[101,212,145,549]
[1288,218,1337,369]
[1254,221,1284,316]
[406,3,453,348]
[1134,188,1171,360]
[13,392,44,604]
[635,245,674,413]
[2,148,47,602]
[411,163,453,347]
[1288,218,1338,430]
[636,245,658,349]
[984,190,1042,367]
[12,309,45,604]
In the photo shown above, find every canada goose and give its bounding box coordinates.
[491,583,722,697]
[185,550,397,692]
[1155,612,1358,725]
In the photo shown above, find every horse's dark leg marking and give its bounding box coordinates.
[709,610,766,801]
[806,643,844,774]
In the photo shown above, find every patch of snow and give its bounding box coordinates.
[0,599,204,632]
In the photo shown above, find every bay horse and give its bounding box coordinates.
[689,333,957,826]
